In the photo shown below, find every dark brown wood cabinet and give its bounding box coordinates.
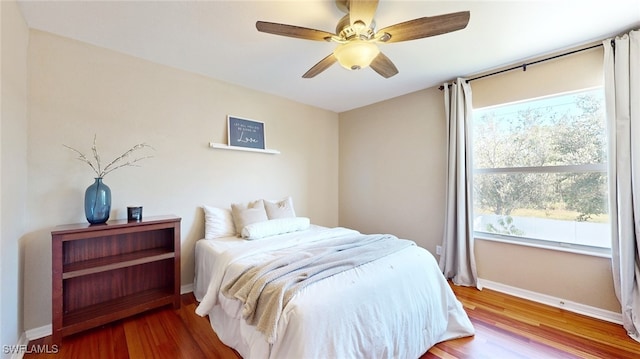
[51,215,181,343]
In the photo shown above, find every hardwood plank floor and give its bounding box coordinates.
[429,285,640,359]
[25,285,640,358]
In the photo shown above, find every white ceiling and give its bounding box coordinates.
[17,0,640,113]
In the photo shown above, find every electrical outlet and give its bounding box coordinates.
[436,245,442,255]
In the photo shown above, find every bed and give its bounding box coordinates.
[194,200,474,359]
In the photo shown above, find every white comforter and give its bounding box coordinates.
[194,226,474,359]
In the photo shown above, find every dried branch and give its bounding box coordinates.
[64,135,154,178]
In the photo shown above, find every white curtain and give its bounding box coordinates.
[439,79,479,287]
[603,30,640,343]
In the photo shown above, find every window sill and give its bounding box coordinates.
[474,234,612,258]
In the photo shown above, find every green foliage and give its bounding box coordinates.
[486,216,525,235]
[472,90,608,223]
[559,172,608,221]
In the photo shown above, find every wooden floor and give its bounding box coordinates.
[26,284,640,358]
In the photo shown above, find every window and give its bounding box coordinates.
[471,88,610,254]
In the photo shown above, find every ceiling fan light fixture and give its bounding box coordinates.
[333,40,380,70]
[256,2,470,79]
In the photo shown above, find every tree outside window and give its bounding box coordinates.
[471,88,610,249]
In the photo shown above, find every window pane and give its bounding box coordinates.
[471,88,610,250]
[473,89,606,168]
[473,172,610,248]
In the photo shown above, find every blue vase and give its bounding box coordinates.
[84,177,111,224]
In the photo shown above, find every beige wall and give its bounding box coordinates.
[339,47,620,313]
[339,88,447,254]
[1,0,29,348]
[23,30,339,330]
[471,47,604,107]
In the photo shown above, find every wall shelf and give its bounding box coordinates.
[209,142,280,154]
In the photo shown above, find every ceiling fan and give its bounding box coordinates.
[256,0,470,79]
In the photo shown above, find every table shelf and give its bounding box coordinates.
[52,215,181,343]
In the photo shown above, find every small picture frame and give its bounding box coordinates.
[127,206,142,221]
[227,115,266,150]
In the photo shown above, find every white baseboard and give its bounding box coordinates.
[24,324,51,341]
[8,332,29,359]
[181,283,194,294]
[9,328,59,357]
[478,278,623,324]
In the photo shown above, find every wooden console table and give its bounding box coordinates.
[51,215,181,343]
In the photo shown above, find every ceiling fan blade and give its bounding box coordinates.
[302,54,337,78]
[370,52,398,78]
[377,11,470,43]
[256,21,335,41]
[349,0,379,27]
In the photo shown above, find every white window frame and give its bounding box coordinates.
[471,89,611,257]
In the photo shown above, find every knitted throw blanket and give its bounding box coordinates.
[221,233,414,343]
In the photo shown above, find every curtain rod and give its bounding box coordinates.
[439,42,606,90]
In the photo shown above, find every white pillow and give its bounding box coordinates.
[202,205,236,239]
[264,196,296,219]
[231,200,269,235]
[241,217,311,240]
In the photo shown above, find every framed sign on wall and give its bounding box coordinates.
[227,115,266,150]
